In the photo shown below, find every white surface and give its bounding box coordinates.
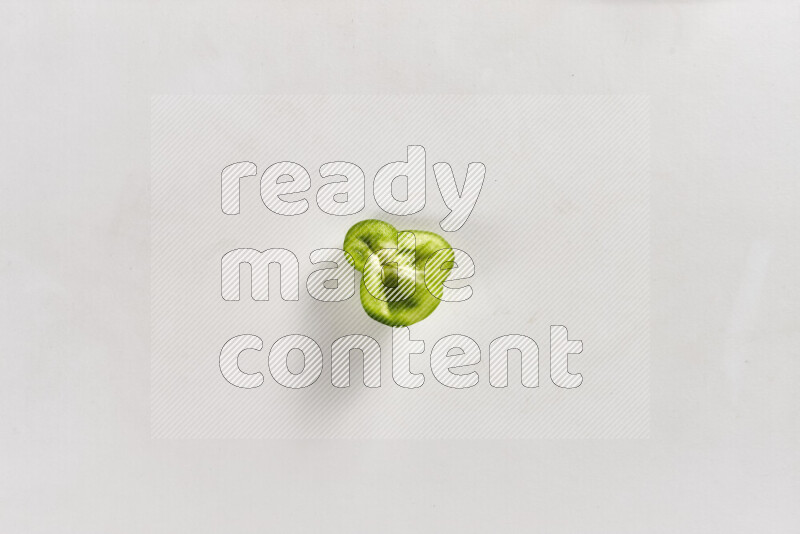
[150,95,650,439]
[1,1,799,532]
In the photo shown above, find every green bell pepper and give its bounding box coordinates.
[343,219,455,326]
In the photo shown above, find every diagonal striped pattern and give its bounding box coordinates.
[434,161,486,232]
[391,326,426,389]
[317,161,366,216]
[425,248,474,302]
[268,335,324,389]
[331,335,381,388]
[429,335,481,388]
[219,334,264,389]
[221,161,258,215]
[220,248,299,301]
[307,248,356,302]
[488,334,540,388]
[373,145,426,215]
[151,95,650,439]
[362,231,416,302]
[550,325,584,388]
[261,161,311,216]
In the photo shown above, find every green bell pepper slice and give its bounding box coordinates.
[343,219,455,326]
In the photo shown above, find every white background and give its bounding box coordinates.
[1,1,799,532]
[151,95,650,439]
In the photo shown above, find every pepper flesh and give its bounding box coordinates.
[343,219,454,326]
